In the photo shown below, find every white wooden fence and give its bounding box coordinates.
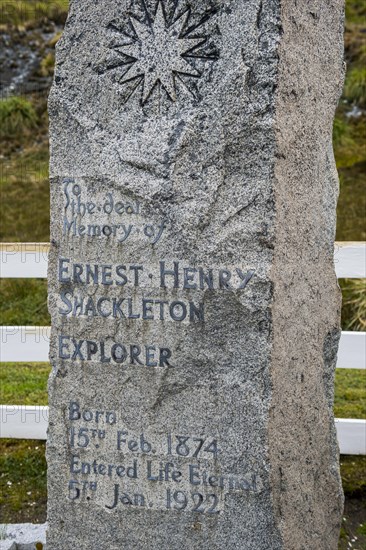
[0,242,365,454]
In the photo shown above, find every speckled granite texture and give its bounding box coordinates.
[47,1,345,548]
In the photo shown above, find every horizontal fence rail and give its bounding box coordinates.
[0,243,49,278]
[1,406,48,440]
[1,242,366,279]
[337,331,366,370]
[335,419,366,456]
[1,326,50,363]
[1,405,364,455]
[334,242,366,279]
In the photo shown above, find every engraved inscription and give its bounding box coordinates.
[54,176,258,517]
[58,259,255,291]
[66,401,261,514]
[59,337,173,367]
[57,259,254,326]
[62,181,166,245]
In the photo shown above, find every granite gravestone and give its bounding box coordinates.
[47,1,345,548]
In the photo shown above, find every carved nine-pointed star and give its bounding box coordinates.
[115,2,205,103]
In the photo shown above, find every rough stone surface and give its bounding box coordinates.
[47,1,345,548]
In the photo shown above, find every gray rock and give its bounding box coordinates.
[47,1,345,548]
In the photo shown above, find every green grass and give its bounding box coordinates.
[0,440,47,523]
[345,0,366,25]
[336,162,366,241]
[333,117,353,151]
[334,111,366,242]
[344,66,366,108]
[0,361,49,522]
[334,0,366,249]
[340,279,366,331]
[0,363,50,405]
[40,51,55,77]
[333,115,365,170]
[0,97,38,140]
[334,113,365,243]
[0,147,50,242]
[0,0,69,26]
[0,279,49,325]
[334,369,366,418]
[340,456,366,498]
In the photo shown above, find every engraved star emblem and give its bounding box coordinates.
[106,2,218,105]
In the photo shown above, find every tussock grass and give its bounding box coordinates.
[40,51,55,77]
[334,114,365,170]
[344,67,366,108]
[0,0,69,27]
[345,0,366,25]
[0,93,49,157]
[340,279,366,331]
[333,117,352,150]
[0,97,38,140]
